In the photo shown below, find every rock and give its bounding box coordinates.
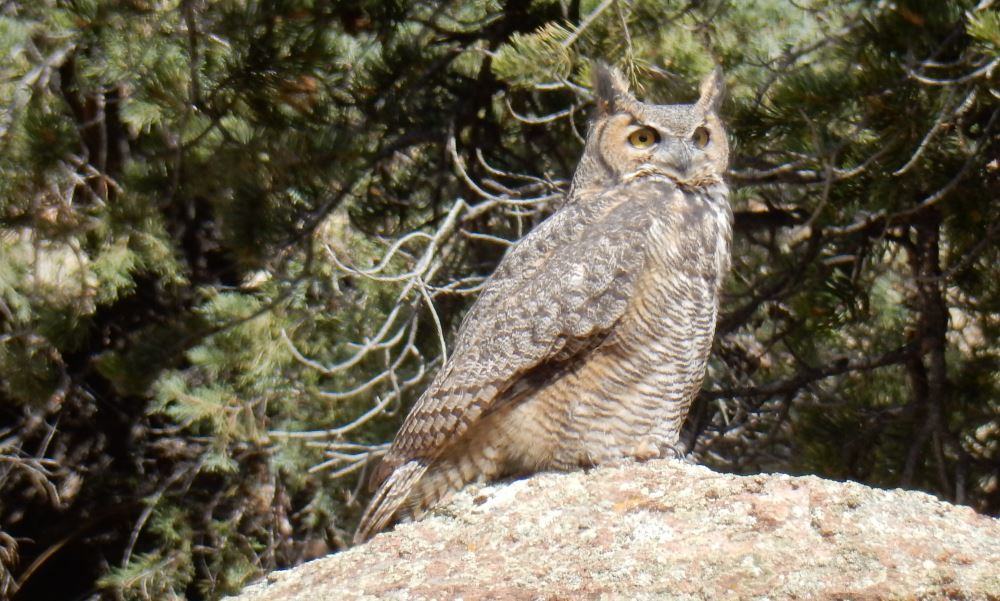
[230,460,1000,600]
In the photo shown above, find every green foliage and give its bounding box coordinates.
[1,0,997,599]
[493,22,575,84]
[98,549,194,601]
[967,8,1000,49]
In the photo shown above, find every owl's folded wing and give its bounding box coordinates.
[375,184,667,482]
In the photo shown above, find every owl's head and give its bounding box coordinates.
[571,63,728,193]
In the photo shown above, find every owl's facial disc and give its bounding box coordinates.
[570,64,727,195]
[620,118,719,186]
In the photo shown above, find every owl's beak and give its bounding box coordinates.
[653,138,693,181]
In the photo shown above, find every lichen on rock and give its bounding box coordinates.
[230,460,1000,600]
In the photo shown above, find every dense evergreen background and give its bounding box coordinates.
[1,0,997,598]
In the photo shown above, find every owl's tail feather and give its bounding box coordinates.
[353,460,427,545]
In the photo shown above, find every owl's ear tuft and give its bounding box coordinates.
[591,62,634,116]
[696,67,725,113]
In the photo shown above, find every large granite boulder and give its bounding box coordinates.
[231,460,1000,600]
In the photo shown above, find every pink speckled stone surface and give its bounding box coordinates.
[232,460,1000,601]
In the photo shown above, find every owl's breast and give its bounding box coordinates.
[647,182,732,288]
[609,183,732,379]
[597,181,732,389]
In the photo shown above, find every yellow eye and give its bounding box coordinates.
[627,127,658,149]
[692,126,710,149]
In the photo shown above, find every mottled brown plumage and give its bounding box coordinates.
[355,63,732,543]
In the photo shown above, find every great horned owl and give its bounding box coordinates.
[354,63,731,543]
